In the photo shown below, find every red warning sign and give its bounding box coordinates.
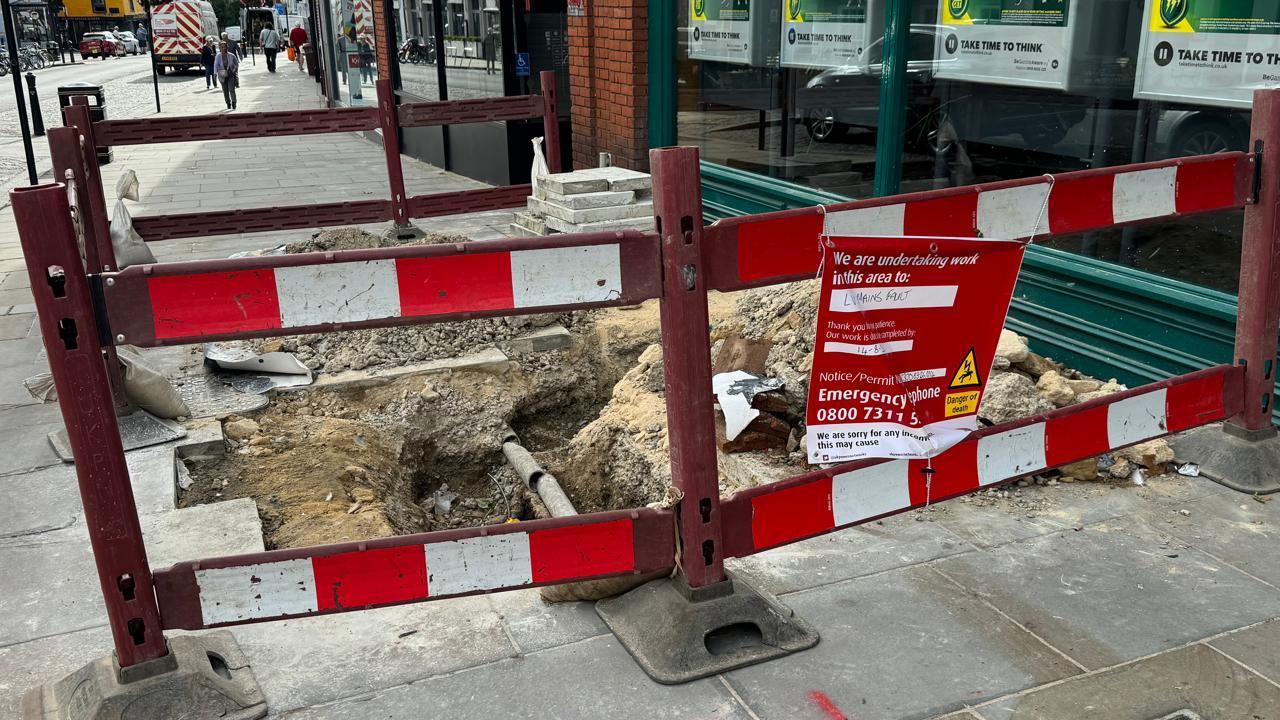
[805,235,1026,463]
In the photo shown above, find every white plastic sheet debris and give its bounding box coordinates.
[712,370,785,441]
[1176,462,1201,477]
[205,341,311,375]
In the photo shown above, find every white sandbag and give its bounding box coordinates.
[110,199,156,268]
[530,136,549,195]
[110,170,153,268]
[115,169,140,202]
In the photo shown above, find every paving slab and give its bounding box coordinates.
[229,596,517,715]
[485,588,609,654]
[931,477,1227,550]
[722,564,1080,720]
[928,499,1064,549]
[0,463,79,539]
[0,416,64,476]
[282,634,753,720]
[1157,489,1280,587]
[932,517,1280,670]
[725,513,975,596]
[0,497,264,647]
[977,643,1280,720]
[1208,619,1280,685]
[0,625,114,720]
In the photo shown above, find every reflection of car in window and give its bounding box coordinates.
[798,27,942,147]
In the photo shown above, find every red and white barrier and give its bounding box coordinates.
[101,237,666,346]
[715,153,1251,289]
[728,367,1236,554]
[188,519,637,626]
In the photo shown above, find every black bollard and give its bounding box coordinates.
[25,73,44,137]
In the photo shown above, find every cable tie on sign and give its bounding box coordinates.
[1027,174,1056,245]
[816,204,835,280]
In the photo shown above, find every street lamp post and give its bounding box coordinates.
[2,0,39,184]
[145,0,159,112]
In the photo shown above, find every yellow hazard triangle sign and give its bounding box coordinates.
[949,348,982,389]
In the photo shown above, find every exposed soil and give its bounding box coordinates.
[181,229,1176,551]
[181,288,741,549]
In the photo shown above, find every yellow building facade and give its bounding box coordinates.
[60,0,144,21]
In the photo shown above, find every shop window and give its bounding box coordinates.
[676,0,1268,293]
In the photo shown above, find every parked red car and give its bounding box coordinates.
[80,32,125,59]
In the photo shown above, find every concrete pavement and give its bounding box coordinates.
[0,55,1278,720]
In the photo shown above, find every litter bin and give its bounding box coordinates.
[304,43,319,81]
[58,82,112,165]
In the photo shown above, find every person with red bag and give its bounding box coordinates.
[289,22,308,72]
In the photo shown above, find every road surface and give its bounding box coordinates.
[0,53,208,191]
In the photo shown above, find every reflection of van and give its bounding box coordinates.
[152,0,219,72]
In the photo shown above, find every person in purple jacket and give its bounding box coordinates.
[213,41,240,110]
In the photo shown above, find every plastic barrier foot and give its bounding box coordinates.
[1171,424,1280,495]
[21,632,267,720]
[596,571,819,684]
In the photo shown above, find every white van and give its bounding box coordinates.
[152,0,219,72]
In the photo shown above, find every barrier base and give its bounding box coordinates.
[596,571,819,684]
[49,409,186,463]
[21,632,267,720]
[1171,423,1280,494]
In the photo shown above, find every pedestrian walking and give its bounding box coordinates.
[220,31,239,58]
[200,36,217,89]
[336,32,348,85]
[136,22,148,51]
[289,22,308,72]
[358,34,374,85]
[214,41,239,110]
[260,22,281,72]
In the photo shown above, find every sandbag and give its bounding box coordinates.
[530,136,549,196]
[117,346,189,419]
[110,170,155,268]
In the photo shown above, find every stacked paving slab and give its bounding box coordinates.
[512,167,655,236]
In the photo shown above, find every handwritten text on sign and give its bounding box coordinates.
[805,236,1026,463]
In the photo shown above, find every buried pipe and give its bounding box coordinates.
[501,433,578,518]
[500,430,668,602]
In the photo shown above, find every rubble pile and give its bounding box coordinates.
[251,228,580,373]
[732,280,1175,480]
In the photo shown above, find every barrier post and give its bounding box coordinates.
[63,99,115,273]
[539,70,562,174]
[14,183,267,717]
[595,146,819,684]
[13,182,167,668]
[47,125,129,410]
[1173,88,1280,494]
[376,77,412,231]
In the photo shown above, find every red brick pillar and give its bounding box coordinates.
[567,0,649,171]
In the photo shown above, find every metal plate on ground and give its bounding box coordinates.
[176,374,271,419]
[49,410,187,462]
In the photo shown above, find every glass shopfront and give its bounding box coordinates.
[676,0,1272,293]
[321,0,569,185]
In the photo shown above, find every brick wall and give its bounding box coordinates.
[567,0,649,171]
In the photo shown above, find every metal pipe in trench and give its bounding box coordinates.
[501,437,578,518]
